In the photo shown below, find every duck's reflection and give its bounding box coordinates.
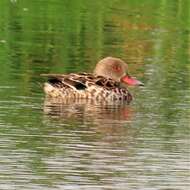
[43,97,134,126]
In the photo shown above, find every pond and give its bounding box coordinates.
[0,0,189,189]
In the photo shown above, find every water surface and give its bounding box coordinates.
[0,0,189,189]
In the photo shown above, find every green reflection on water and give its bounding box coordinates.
[0,0,189,189]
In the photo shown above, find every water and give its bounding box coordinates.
[0,0,189,189]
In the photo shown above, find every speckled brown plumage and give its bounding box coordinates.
[41,57,143,103]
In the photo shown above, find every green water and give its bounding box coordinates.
[0,0,189,189]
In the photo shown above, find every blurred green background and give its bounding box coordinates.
[0,0,189,189]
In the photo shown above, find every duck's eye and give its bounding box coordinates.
[113,65,121,72]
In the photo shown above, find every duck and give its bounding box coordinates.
[41,57,144,103]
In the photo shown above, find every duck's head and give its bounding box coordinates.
[94,57,144,86]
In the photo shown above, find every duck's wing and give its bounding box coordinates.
[41,73,88,90]
[41,73,120,90]
[73,73,120,89]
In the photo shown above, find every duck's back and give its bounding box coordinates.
[41,73,132,103]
